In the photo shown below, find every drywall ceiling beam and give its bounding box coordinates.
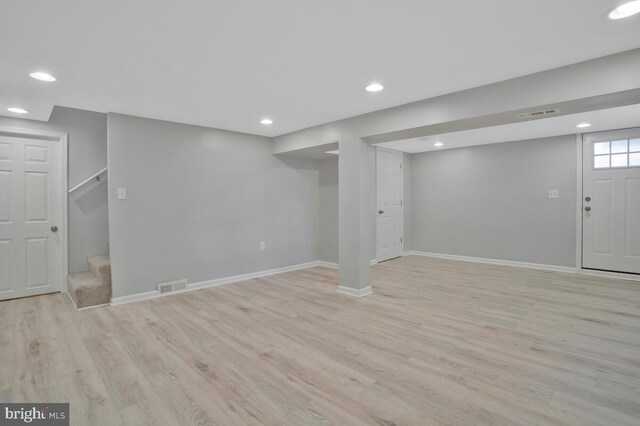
[363,88,640,144]
[273,48,640,154]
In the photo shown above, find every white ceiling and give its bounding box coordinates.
[1,0,640,136]
[376,104,640,153]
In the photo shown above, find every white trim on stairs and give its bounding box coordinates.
[111,261,330,305]
[404,251,577,274]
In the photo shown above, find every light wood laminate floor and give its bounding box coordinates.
[2,256,640,425]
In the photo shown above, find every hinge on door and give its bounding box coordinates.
[400,237,403,243]
[400,163,403,169]
[401,200,403,206]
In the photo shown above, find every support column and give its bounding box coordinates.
[337,136,372,297]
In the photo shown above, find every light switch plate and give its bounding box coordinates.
[117,187,127,200]
[548,189,559,199]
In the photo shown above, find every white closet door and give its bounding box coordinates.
[376,148,403,262]
[0,136,62,301]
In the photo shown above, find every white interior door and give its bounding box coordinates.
[582,129,640,274]
[0,135,63,301]
[376,148,403,262]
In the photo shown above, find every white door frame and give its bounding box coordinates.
[575,131,640,282]
[375,146,404,262]
[0,125,69,294]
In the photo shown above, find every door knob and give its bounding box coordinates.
[585,196,591,202]
[584,206,591,212]
[51,226,58,232]
[378,210,384,214]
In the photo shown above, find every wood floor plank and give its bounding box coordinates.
[11,296,52,403]
[82,332,151,411]
[39,294,123,425]
[0,296,16,395]
[2,255,640,425]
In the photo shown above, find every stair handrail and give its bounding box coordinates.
[68,167,108,193]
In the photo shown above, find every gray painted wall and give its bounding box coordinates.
[107,113,320,298]
[318,151,412,264]
[411,135,577,267]
[402,153,412,252]
[318,157,338,263]
[0,106,109,272]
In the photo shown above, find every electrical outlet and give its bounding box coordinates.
[260,241,266,251]
[117,187,127,200]
[548,189,559,199]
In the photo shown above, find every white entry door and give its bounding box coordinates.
[0,135,63,301]
[582,128,640,274]
[376,148,403,262]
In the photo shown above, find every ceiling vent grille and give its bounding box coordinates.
[516,108,559,119]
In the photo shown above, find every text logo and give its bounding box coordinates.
[1,404,69,425]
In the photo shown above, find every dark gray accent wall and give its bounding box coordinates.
[107,113,320,298]
[0,106,109,272]
[411,136,577,267]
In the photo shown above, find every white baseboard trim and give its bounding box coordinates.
[578,268,640,282]
[404,251,577,274]
[316,260,377,269]
[78,302,110,311]
[336,285,373,297]
[111,260,328,306]
[111,289,160,306]
[317,261,338,269]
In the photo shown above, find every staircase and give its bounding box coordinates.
[67,255,111,308]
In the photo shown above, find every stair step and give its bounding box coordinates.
[67,271,100,290]
[88,254,110,277]
[67,259,111,309]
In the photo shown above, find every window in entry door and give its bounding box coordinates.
[593,138,640,169]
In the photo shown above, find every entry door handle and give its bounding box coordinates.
[378,210,384,214]
[584,206,591,212]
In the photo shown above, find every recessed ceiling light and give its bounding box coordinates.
[434,142,444,147]
[609,1,640,19]
[260,118,273,125]
[7,107,28,114]
[30,72,56,82]
[325,150,339,155]
[365,83,384,93]
[576,123,592,128]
